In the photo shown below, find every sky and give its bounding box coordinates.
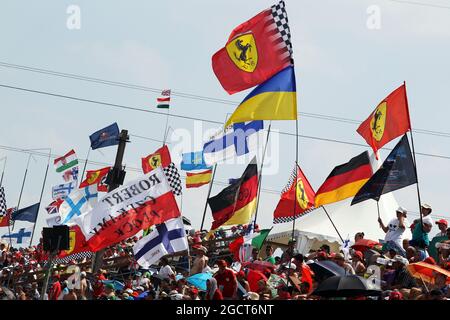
[0,0,449,246]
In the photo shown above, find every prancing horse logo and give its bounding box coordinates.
[226,33,258,73]
[296,179,309,210]
[370,102,387,142]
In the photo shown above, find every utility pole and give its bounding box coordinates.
[91,129,129,275]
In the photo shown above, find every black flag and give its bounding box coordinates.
[351,135,417,205]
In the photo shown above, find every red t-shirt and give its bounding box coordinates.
[93,274,106,298]
[215,269,237,298]
[50,281,61,300]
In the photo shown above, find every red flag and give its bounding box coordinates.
[58,225,91,259]
[357,84,411,157]
[212,1,293,94]
[0,208,12,227]
[79,166,111,192]
[141,145,172,173]
[273,165,315,224]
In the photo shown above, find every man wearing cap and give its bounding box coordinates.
[99,283,118,300]
[214,259,237,300]
[435,219,448,237]
[410,203,434,249]
[378,206,409,257]
[390,255,418,290]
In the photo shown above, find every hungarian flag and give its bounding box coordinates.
[212,1,293,94]
[207,159,258,235]
[357,84,411,158]
[229,228,271,262]
[75,167,181,252]
[273,165,315,224]
[54,149,78,173]
[79,166,111,192]
[157,89,171,109]
[142,145,172,173]
[315,151,373,207]
[58,224,92,259]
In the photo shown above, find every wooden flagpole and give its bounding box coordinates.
[403,81,424,231]
[253,121,272,230]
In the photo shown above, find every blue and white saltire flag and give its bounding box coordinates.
[52,181,77,200]
[59,185,98,224]
[203,121,264,166]
[180,151,211,171]
[1,227,33,247]
[133,217,188,269]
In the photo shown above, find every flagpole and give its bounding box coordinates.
[322,206,344,243]
[377,200,381,220]
[253,122,272,230]
[12,153,33,232]
[288,115,299,272]
[199,113,230,232]
[79,147,91,186]
[403,81,424,231]
[162,108,171,146]
[29,148,51,247]
[0,156,6,186]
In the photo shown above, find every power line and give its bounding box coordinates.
[388,0,450,10]
[0,83,449,161]
[0,61,449,138]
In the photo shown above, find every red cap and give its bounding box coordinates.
[217,259,227,267]
[353,250,364,261]
[389,291,403,300]
[436,219,448,227]
[191,288,198,294]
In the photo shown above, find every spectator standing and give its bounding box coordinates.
[379,207,409,257]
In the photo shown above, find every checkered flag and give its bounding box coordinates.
[269,1,293,64]
[281,165,297,195]
[0,187,7,218]
[163,163,182,196]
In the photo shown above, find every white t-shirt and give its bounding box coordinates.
[159,265,174,280]
[385,218,409,245]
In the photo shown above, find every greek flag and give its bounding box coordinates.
[133,217,188,268]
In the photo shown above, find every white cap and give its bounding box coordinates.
[396,207,407,215]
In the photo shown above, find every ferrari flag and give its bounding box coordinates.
[212,1,293,94]
[357,84,411,157]
[79,166,111,192]
[74,167,181,252]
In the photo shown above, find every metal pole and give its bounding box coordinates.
[402,82,423,232]
[91,130,129,275]
[377,200,381,220]
[288,116,299,273]
[253,122,272,230]
[79,147,91,186]
[12,153,32,231]
[162,108,171,146]
[200,164,217,231]
[0,156,6,186]
[322,206,344,243]
[29,149,51,246]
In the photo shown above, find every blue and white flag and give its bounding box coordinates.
[52,181,76,200]
[180,151,211,171]
[203,121,264,166]
[59,185,98,225]
[133,217,188,269]
[1,227,33,247]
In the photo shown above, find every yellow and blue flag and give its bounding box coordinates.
[225,66,297,127]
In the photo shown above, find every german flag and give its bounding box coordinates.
[208,160,258,234]
[315,151,373,207]
[186,169,212,188]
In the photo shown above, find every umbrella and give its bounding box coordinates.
[351,239,381,252]
[312,275,381,298]
[186,272,212,291]
[307,260,346,280]
[101,280,125,291]
[407,261,450,285]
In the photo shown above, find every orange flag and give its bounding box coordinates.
[79,166,111,192]
[357,84,411,158]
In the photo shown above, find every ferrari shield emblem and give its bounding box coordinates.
[64,230,76,254]
[370,102,387,142]
[296,179,309,210]
[226,33,258,73]
[148,154,162,169]
[87,171,100,184]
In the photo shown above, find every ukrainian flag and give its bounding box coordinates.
[225,66,297,127]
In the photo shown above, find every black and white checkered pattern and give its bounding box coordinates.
[273,207,316,224]
[281,165,297,195]
[269,1,293,64]
[163,163,182,196]
[0,187,7,218]
[46,251,94,265]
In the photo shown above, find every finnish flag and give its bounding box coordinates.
[59,185,98,225]
[133,217,188,269]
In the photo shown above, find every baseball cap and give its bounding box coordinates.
[217,259,227,267]
[436,219,448,227]
[396,206,407,215]
[421,203,432,211]
[392,255,408,265]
